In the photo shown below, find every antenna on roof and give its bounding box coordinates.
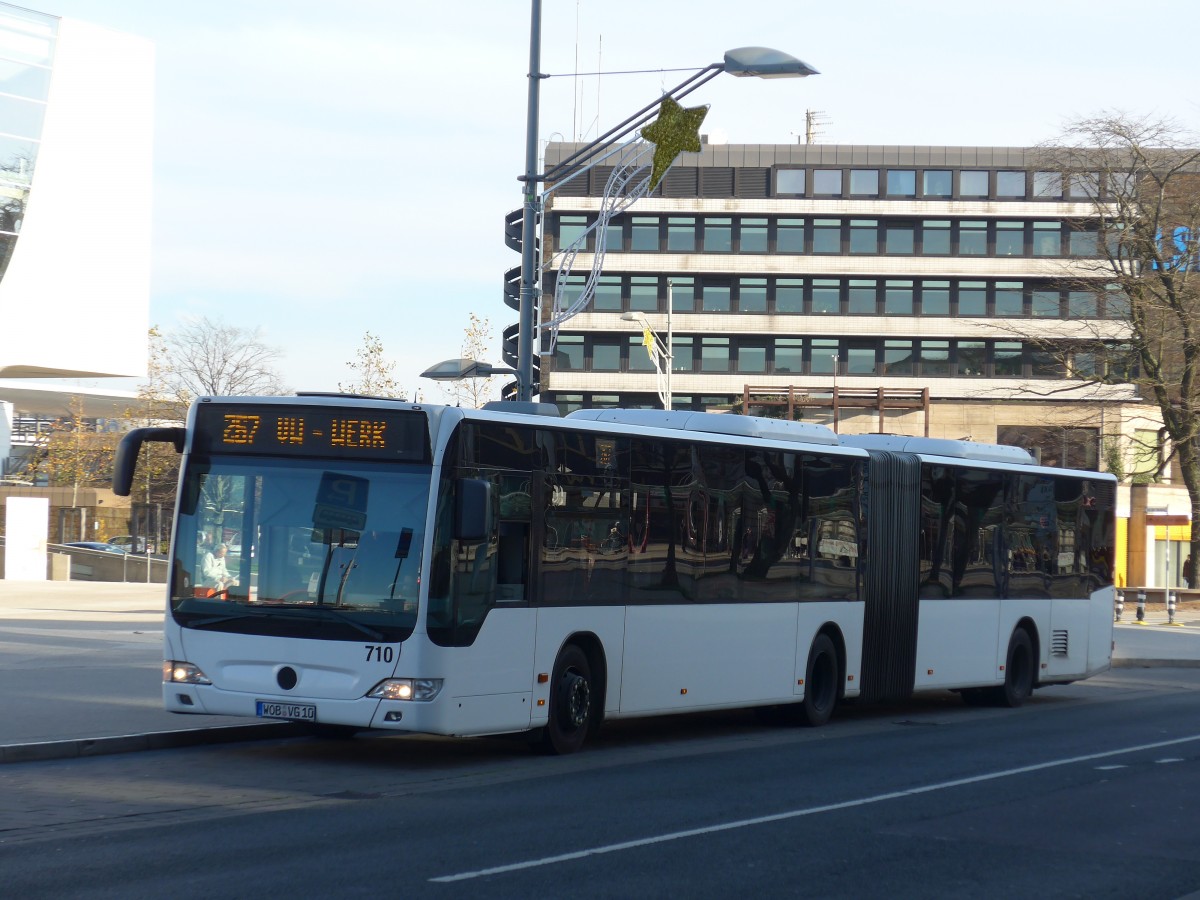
[804,109,830,144]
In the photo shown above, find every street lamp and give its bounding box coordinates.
[621,279,673,410]
[513,0,818,402]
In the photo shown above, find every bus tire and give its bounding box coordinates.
[800,633,838,727]
[992,627,1035,708]
[541,644,593,755]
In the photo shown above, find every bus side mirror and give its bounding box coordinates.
[112,427,186,496]
[455,478,492,542]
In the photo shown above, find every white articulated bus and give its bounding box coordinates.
[114,397,1116,754]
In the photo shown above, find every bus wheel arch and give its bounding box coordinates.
[540,633,607,754]
[801,626,843,727]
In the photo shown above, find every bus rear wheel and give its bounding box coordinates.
[800,633,838,727]
[992,627,1035,708]
[541,644,593,755]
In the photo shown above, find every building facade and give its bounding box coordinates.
[537,142,1164,475]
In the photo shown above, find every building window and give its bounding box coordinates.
[627,336,654,371]
[775,278,804,313]
[957,341,986,376]
[845,342,877,375]
[701,281,731,312]
[921,280,950,315]
[740,218,768,252]
[887,169,916,197]
[812,279,840,314]
[812,219,841,253]
[958,281,987,316]
[848,279,877,315]
[885,221,915,254]
[703,217,732,252]
[920,340,951,376]
[1033,171,1062,198]
[593,275,622,311]
[810,339,838,375]
[591,339,621,371]
[1069,229,1098,257]
[813,169,842,195]
[738,278,767,313]
[738,343,768,373]
[959,170,989,197]
[1067,172,1099,199]
[1032,289,1061,317]
[558,274,586,309]
[849,169,879,196]
[666,217,696,252]
[558,214,588,248]
[556,335,584,371]
[996,171,1026,198]
[885,280,914,315]
[671,278,695,312]
[777,169,805,195]
[883,340,914,376]
[600,218,622,251]
[1068,291,1098,318]
[994,342,1024,377]
[700,337,730,372]
[630,276,658,311]
[590,394,621,409]
[923,169,952,197]
[958,220,988,255]
[1030,348,1060,378]
[631,216,659,251]
[554,394,585,415]
[774,338,804,374]
[776,218,805,253]
[922,220,951,255]
[995,221,1025,256]
[849,219,878,254]
[994,282,1024,317]
[672,336,694,372]
[1032,221,1062,256]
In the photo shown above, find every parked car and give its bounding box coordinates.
[106,535,146,553]
[63,542,127,555]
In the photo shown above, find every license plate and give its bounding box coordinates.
[256,700,317,722]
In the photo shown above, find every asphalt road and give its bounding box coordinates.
[2,666,1198,899]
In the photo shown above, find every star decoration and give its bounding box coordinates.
[641,96,709,190]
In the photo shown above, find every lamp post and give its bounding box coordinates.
[621,280,674,410]
[513,1,817,402]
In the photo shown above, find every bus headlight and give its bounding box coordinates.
[164,660,212,685]
[367,678,443,702]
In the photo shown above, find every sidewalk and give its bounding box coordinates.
[0,580,299,763]
[1,581,1198,764]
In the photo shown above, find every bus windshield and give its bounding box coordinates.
[170,455,431,642]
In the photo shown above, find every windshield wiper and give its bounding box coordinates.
[316,606,385,641]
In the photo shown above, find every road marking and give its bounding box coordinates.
[1155,758,1185,764]
[430,733,1200,884]
[1095,765,1126,770]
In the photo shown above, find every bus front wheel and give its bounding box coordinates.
[801,633,838,727]
[541,644,593,755]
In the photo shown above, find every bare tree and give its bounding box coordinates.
[158,317,288,403]
[340,331,406,398]
[442,313,500,408]
[1036,112,1200,566]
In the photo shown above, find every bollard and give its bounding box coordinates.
[1136,588,1147,624]
[1167,590,1179,626]
[1115,591,1124,622]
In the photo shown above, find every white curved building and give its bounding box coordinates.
[0,3,152,379]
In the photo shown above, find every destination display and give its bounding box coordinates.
[193,404,430,461]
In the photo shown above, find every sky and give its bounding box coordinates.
[39,0,1200,401]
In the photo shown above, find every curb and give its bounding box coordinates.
[1111,658,1200,670]
[0,722,306,765]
